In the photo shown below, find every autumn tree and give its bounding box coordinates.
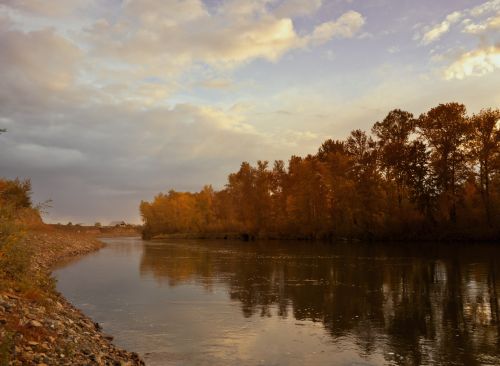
[317,139,346,162]
[254,161,272,233]
[418,103,470,224]
[405,140,433,218]
[213,188,238,231]
[226,162,255,231]
[372,109,416,208]
[269,160,288,233]
[194,185,216,230]
[286,155,329,238]
[316,140,355,237]
[345,130,383,237]
[140,103,499,241]
[469,108,500,225]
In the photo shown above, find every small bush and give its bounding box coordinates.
[0,179,32,210]
[0,209,32,289]
[0,181,34,290]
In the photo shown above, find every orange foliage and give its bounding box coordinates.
[141,104,500,241]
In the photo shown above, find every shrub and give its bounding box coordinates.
[0,179,32,209]
[0,205,32,287]
[0,179,36,289]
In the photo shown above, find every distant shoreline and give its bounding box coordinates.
[148,232,500,244]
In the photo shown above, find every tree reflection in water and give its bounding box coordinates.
[140,240,500,365]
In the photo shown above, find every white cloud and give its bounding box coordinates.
[218,0,274,17]
[306,11,365,45]
[418,0,500,45]
[87,6,364,70]
[420,11,462,45]
[417,0,500,80]
[387,46,400,54]
[124,0,207,26]
[0,25,85,112]
[2,0,365,78]
[53,1,365,106]
[273,0,322,18]
[469,0,500,17]
[325,50,336,61]
[462,14,500,34]
[444,46,500,80]
[0,28,81,90]
[198,78,234,90]
[0,0,88,17]
[0,1,367,113]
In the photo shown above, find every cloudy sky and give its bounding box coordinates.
[0,0,499,224]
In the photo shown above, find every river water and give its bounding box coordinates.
[54,238,500,365]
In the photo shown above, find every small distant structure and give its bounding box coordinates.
[109,220,127,227]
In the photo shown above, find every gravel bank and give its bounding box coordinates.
[0,228,145,365]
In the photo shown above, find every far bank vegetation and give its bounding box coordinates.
[140,103,500,241]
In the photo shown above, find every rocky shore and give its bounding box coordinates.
[0,228,145,365]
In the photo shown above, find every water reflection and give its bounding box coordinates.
[139,241,500,365]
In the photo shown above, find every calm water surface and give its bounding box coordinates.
[54,238,500,366]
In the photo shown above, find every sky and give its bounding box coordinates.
[0,0,499,225]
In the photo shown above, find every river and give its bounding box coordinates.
[54,237,500,365]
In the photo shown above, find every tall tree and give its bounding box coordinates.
[286,155,329,238]
[227,162,256,232]
[254,160,272,233]
[195,185,216,230]
[372,109,416,208]
[346,130,382,236]
[270,160,288,233]
[406,140,434,218]
[316,140,354,237]
[418,103,470,223]
[469,108,500,225]
[317,139,346,162]
[345,130,378,180]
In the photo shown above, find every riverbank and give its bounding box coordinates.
[149,230,500,243]
[0,227,144,365]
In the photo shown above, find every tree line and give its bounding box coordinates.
[140,103,500,241]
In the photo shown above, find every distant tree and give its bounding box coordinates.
[0,128,6,134]
[94,222,102,227]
